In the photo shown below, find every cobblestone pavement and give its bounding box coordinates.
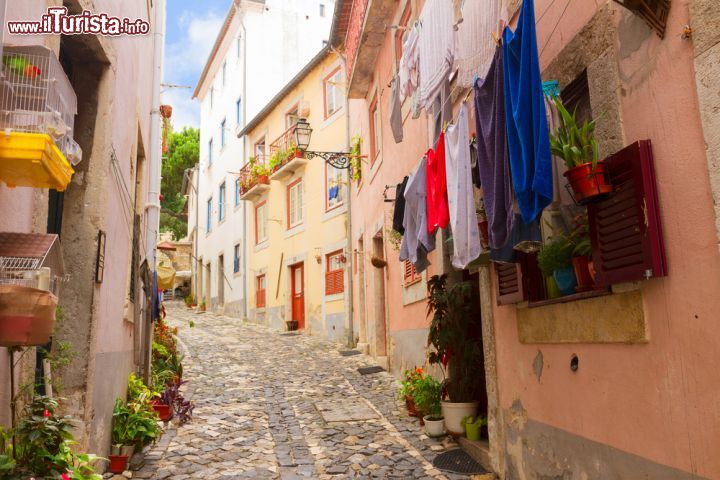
[135,302,469,480]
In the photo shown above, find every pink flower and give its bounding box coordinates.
[43,409,51,418]
[61,474,71,480]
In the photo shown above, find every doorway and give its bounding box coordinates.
[205,262,211,306]
[371,233,387,357]
[217,254,225,307]
[463,270,489,430]
[290,262,305,329]
[357,236,367,345]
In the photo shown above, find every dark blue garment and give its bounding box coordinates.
[502,0,553,223]
[152,270,160,321]
[490,214,542,263]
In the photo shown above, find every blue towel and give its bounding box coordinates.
[502,0,553,223]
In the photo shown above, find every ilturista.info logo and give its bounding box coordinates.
[6,7,150,36]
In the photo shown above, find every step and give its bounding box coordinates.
[457,436,494,473]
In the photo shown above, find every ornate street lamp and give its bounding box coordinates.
[293,118,353,170]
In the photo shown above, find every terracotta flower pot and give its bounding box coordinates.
[405,395,421,418]
[256,174,269,185]
[564,161,613,204]
[286,320,299,331]
[152,401,172,422]
[108,454,129,474]
[572,256,595,292]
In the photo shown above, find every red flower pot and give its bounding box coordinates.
[108,454,129,474]
[293,149,303,158]
[152,401,172,422]
[572,256,596,292]
[564,161,613,204]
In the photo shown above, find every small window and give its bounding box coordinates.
[206,197,212,233]
[369,95,381,164]
[287,179,303,229]
[320,3,326,17]
[325,250,345,295]
[236,98,242,125]
[222,61,227,86]
[326,163,344,210]
[208,138,214,165]
[210,87,214,109]
[256,274,266,308]
[237,35,242,59]
[286,104,299,129]
[403,260,421,286]
[218,182,226,222]
[255,201,268,244]
[233,244,240,273]
[254,137,266,160]
[220,118,226,148]
[324,67,342,119]
[235,178,240,206]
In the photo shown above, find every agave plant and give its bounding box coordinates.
[549,97,600,170]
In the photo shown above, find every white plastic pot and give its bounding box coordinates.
[423,415,445,438]
[441,401,479,436]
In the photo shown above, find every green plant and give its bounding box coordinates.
[398,367,424,399]
[250,162,270,178]
[184,293,195,306]
[350,134,362,182]
[572,238,592,258]
[0,427,16,475]
[386,227,402,252]
[426,275,484,403]
[188,320,195,328]
[413,375,442,418]
[124,400,160,448]
[112,398,130,446]
[550,97,599,170]
[537,237,574,276]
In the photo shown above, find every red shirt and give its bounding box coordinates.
[426,132,450,233]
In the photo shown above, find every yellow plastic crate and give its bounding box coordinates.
[0,132,74,191]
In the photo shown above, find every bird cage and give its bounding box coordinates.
[0,45,81,166]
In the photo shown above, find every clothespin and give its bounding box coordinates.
[491,31,500,45]
[472,73,479,86]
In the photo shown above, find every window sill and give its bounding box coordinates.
[320,107,344,130]
[322,204,347,222]
[324,292,344,302]
[255,240,269,252]
[525,288,611,309]
[285,224,305,239]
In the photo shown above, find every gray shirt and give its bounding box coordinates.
[400,157,436,272]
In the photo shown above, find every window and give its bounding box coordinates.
[235,178,240,206]
[403,260,421,286]
[220,118,226,149]
[255,201,268,244]
[256,274,266,308]
[218,182,226,222]
[254,137,266,160]
[206,197,212,233]
[326,250,344,295]
[324,67,342,119]
[326,163,344,210]
[369,95,380,164]
[208,138,214,165]
[233,244,240,273]
[236,98,242,125]
[210,87,214,109]
[286,104,299,129]
[320,3,326,16]
[222,61,227,86]
[395,2,412,69]
[287,179,303,228]
[237,35,241,59]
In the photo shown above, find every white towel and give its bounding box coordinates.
[445,104,482,268]
[456,0,502,87]
[417,0,456,111]
[398,25,419,102]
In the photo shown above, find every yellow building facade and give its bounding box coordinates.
[238,49,349,342]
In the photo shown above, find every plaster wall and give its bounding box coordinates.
[490,1,720,477]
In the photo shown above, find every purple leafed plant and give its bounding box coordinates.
[160,381,195,425]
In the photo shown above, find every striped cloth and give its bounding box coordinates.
[417,0,456,111]
[456,0,502,87]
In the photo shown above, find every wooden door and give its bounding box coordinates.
[290,263,305,329]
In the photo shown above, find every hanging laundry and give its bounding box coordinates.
[398,24,420,102]
[474,46,515,250]
[455,0,502,87]
[445,104,482,269]
[490,214,542,263]
[389,77,404,143]
[503,0,553,224]
[417,0,455,111]
[426,132,450,233]
[328,185,338,201]
[400,158,436,272]
[392,175,410,234]
[469,138,481,188]
[431,79,453,146]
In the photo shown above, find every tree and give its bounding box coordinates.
[160,126,199,239]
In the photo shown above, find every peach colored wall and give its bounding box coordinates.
[492,0,720,477]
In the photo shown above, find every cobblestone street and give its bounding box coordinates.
[135,302,467,479]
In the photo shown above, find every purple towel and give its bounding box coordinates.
[473,46,514,249]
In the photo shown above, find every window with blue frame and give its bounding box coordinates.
[206,197,212,233]
[208,138,213,165]
[221,119,226,149]
[219,182,226,222]
[235,178,240,206]
[233,244,240,273]
[236,98,242,125]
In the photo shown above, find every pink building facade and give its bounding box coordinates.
[339,0,720,477]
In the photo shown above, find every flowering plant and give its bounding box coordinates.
[398,367,424,399]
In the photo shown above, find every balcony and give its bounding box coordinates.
[268,124,307,181]
[239,155,271,201]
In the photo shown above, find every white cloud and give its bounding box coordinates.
[164,10,224,86]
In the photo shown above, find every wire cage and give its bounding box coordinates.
[0,232,65,296]
[0,45,81,166]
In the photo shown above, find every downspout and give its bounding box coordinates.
[331,44,354,347]
[0,0,6,60]
[240,14,249,319]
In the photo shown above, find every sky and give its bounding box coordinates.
[163,0,229,130]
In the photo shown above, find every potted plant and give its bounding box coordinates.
[461,415,487,441]
[398,368,424,419]
[110,399,132,473]
[413,374,444,437]
[199,298,206,312]
[250,162,270,184]
[286,320,299,331]
[550,97,612,203]
[476,199,490,250]
[427,275,483,436]
[538,237,576,296]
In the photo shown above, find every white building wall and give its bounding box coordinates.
[193,0,334,316]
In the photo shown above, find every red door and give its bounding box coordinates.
[290,263,305,329]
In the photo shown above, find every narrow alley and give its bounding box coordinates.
[135,303,467,480]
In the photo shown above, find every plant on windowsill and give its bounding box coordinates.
[567,212,597,292]
[537,236,576,297]
[426,275,484,436]
[249,163,271,184]
[550,97,612,204]
[476,197,489,250]
[350,134,362,182]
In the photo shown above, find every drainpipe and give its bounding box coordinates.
[240,13,249,319]
[331,44,354,347]
[145,0,166,272]
[0,0,6,60]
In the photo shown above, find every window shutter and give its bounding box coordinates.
[588,140,667,286]
[495,262,525,305]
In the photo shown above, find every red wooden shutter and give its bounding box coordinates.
[588,140,667,286]
[403,260,420,285]
[495,262,525,305]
